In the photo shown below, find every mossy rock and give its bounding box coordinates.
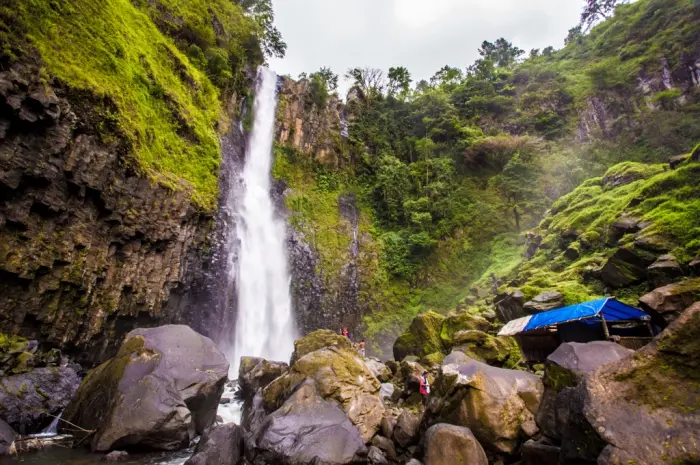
[453,335,519,368]
[420,352,446,369]
[440,312,491,349]
[291,330,352,365]
[393,311,446,361]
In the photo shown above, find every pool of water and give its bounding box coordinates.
[0,448,192,465]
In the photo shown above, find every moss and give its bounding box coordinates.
[291,329,352,365]
[393,310,445,360]
[440,312,490,348]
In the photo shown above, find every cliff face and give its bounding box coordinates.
[0,64,211,364]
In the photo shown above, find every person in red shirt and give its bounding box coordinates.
[419,371,430,406]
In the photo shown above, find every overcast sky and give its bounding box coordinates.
[269,0,583,97]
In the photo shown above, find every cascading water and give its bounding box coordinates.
[228,67,296,374]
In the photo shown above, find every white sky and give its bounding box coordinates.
[269,0,583,97]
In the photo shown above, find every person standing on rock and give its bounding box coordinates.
[358,340,366,358]
[420,371,430,406]
[342,328,349,338]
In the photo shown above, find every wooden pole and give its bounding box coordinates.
[600,313,611,340]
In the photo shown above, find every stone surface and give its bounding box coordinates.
[379,383,395,402]
[561,303,700,464]
[647,253,684,288]
[250,379,367,465]
[523,291,564,314]
[599,246,657,289]
[380,415,396,439]
[365,359,392,383]
[424,357,543,454]
[423,424,487,465]
[442,350,471,366]
[521,439,559,465]
[439,312,490,348]
[184,423,244,465]
[392,410,420,448]
[62,325,228,451]
[290,329,351,365]
[367,446,388,465]
[393,311,445,361]
[0,419,16,456]
[238,357,289,399]
[102,451,129,461]
[0,64,213,365]
[494,290,526,323]
[639,278,700,326]
[370,435,396,459]
[263,347,383,442]
[0,366,80,434]
[451,334,519,368]
[669,154,690,169]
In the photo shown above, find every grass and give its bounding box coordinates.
[2,0,259,210]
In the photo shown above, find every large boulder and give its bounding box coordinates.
[184,423,244,465]
[263,347,383,442]
[494,290,526,323]
[238,357,288,398]
[439,312,490,349]
[250,379,367,465]
[536,341,634,440]
[290,330,351,365]
[392,410,420,448]
[451,333,519,368]
[521,438,559,465]
[561,302,700,464]
[647,254,684,288]
[639,278,700,326]
[523,291,564,314]
[0,419,16,455]
[393,311,445,361]
[0,367,80,434]
[425,357,543,454]
[423,424,487,465]
[599,246,657,289]
[62,325,229,452]
[364,359,392,383]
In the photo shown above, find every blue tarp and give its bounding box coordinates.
[522,297,649,333]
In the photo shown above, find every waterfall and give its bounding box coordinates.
[228,67,296,375]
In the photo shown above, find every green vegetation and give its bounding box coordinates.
[0,0,281,209]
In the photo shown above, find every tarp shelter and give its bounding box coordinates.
[498,297,655,363]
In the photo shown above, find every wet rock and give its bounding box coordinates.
[184,423,244,465]
[523,291,564,314]
[521,439,559,465]
[689,257,700,275]
[599,246,657,288]
[263,347,383,442]
[102,451,129,461]
[419,352,445,370]
[251,379,367,465]
[218,397,231,404]
[608,216,641,242]
[0,419,16,456]
[380,415,396,439]
[424,424,487,465]
[392,410,420,448]
[238,357,289,400]
[442,350,471,366]
[365,359,392,383]
[647,254,684,288]
[536,341,634,440]
[564,303,700,464]
[451,334,519,368]
[399,360,427,394]
[370,435,396,459]
[62,325,228,452]
[290,329,351,365]
[0,367,80,434]
[379,383,395,402]
[439,312,490,349]
[669,154,690,169]
[393,311,445,361]
[494,290,526,323]
[367,446,388,465]
[424,357,543,454]
[639,277,700,326]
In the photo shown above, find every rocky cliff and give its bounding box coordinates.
[0,63,212,364]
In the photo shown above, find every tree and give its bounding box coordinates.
[388,66,412,97]
[313,67,338,91]
[345,67,385,105]
[430,66,463,87]
[529,49,541,59]
[580,0,627,31]
[565,25,583,45]
[237,0,287,58]
[488,153,543,232]
[477,38,524,68]
[542,46,555,56]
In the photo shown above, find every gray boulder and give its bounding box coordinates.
[647,254,684,288]
[599,246,657,289]
[367,446,388,465]
[250,379,367,465]
[365,359,392,383]
[62,325,229,451]
[442,350,470,366]
[370,435,396,459]
[494,290,526,323]
[238,357,288,397]
[424,424,487,465]
[184,423,244,465]
[379,383,395,402]
[523,291,564,314]
[639,277,700,326]
[0,419,16,455]
[392,410,420,448]
[0,367,80,434]
[522,438,559,465]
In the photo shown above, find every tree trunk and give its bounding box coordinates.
[513,205,521,233]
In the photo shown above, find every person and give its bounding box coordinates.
[419,371,430,406]
[358,340,366,358]
[342,328,349,338]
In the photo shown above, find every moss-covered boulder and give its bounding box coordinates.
[423,357,543,454]
[290,329,351,365]
[639,277,700,326]
[393,311,445,361]
[560,303,700,464]
[452,333,520,368]
[263,347,383,442]
[599,246,657,289]
[439,312,490,349]
[62,325,228,452]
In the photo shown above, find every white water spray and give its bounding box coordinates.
[229,67,296,374]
